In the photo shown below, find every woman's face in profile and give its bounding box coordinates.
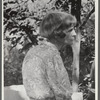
[63,27,77,45]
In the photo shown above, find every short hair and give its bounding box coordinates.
[39,11,77,39]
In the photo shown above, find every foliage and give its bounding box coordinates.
[79,74,95,100]
[4,0,57,51]
[4,40,25,86]
[4,0,95,99]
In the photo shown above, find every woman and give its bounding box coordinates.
[22,11,82,100]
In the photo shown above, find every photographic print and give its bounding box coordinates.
[3,0,97,100]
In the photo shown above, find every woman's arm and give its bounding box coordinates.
[46,54,72,99]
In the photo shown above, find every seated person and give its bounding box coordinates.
[22,11,82,100]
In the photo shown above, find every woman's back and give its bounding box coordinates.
[22,41,72,100]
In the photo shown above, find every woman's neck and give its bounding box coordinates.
[48,38,65,50]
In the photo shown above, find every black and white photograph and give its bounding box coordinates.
[3,0,97,100]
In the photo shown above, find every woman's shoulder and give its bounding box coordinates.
[23,41,59,63]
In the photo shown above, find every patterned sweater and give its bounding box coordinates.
[22,41,72,100]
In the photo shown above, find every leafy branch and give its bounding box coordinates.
[79,7,95,29]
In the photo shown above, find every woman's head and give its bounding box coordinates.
[39,11,77,45]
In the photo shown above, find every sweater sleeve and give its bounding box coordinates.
[54,54,72,92]
[46,54,72,99]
